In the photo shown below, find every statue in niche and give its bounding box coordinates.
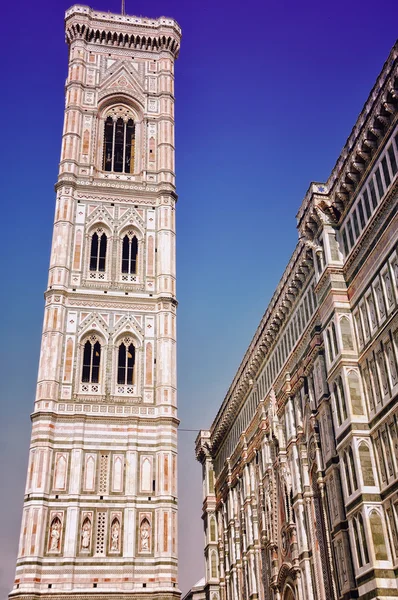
[50,517,61,551]
[280,462,292,494]
[81,518,91,550]
[140,518,150,551]
[111,519,120,551]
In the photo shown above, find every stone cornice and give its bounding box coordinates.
[65,5,181,59]
[297,42,398,239]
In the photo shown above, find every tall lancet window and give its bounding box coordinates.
[82,337,101,383]
[117,338,136,385]
[103,116,135,173]
[90,230,107,273]
[122,233,138,275]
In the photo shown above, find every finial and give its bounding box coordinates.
[121,0,125,15]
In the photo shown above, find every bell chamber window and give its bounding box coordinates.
[82,336,101,383]
[117,338,136,386]
[103,107,136,174]
[90,228,107,274]
[122,231,138,277]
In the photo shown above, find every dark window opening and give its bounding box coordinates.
[363,190,371,219]
[103,116,135,174]
[90,231,107,272]
[122,234,138,274]
[375,167,384,199]
[347,220,355,247]
[348,446,358,490]
[381,156,391,188]
[117,341,136,385]
[352,210,360,239]
[82,339,101,383]
[388,145,398,176]
[357,201,365,229]
[368,178,378,209]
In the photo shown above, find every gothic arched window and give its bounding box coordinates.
[90,230,107,272]
[348,446,358,491]
[333,382,343,426]
[122,233,138,275]
[103,116,135,174]
[82,337,101,383]
[337,376,348,421]
[117,339,136,385]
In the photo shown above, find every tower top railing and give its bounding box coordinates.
[65,4,181,57]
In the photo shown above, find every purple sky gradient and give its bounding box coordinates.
[0,0,397,596]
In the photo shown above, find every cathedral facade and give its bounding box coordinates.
[10,6,181,599]
[196,43,398,600]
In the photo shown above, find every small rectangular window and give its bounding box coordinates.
[347,220,355,247]
[375,167,384,199]
[368,178,378,209]
[388,144,398,176]
[352,210,360,238]
[363,190,371,219]
[381,156,391,187]
[357,200,365,229]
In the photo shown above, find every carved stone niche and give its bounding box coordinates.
[138,513,152,553]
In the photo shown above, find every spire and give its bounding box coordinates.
[121,0,125,15]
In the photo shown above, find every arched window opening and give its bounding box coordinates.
[353,518,363,567]
[348,446,358,491]
[122,233,138,275]
[90,230,107,272]
[103,116,135,174]
[117,338,136,385]
[82,337,101,383]
[343,453,352,496]
[338,377,348,421]
[331,322,339,356]
[327,329,334,363]
[334,383,342,426]
[358,513,369,563]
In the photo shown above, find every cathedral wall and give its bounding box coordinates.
[196,44,398,600]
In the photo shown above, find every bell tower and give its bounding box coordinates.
[9,5,181,599]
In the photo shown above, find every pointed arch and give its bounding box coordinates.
[54,454,67,490]
[347,370,364,415]
[116,336,136,386]
[340,315,354,350]
[369,510,388,560]
[358,442,375,486]
[81,335,102,383]
[121,232,138,275]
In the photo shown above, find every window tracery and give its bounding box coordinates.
[82,336,101,384]
[103,107,136,174]
[80,335,102,394]
[121,231,138,280]
[89,227,107,278]
[115,336,136,395]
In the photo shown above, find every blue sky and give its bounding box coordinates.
[0,0,397,595]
